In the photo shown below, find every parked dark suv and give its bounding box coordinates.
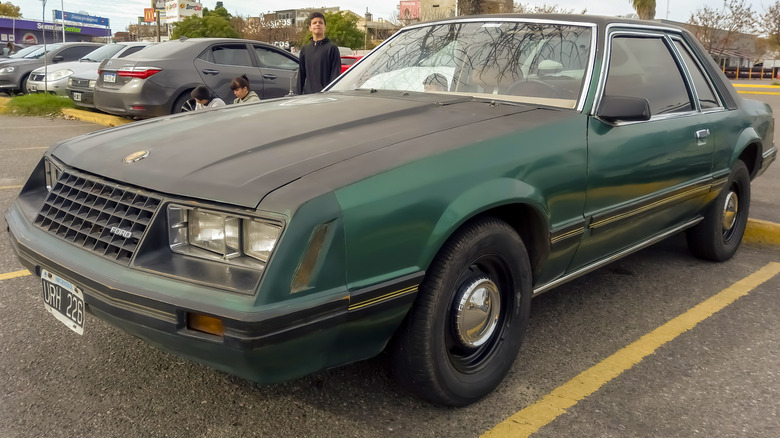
[0,42,103,94]
[94,38,299,117]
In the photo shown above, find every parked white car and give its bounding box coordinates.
[26,42,152,96]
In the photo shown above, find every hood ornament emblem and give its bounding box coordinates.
[123,150,150,163]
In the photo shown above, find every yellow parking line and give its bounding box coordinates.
[736,91,780,95]
[732,83,780,88]
[483,262,780,438]
[0,147,48,150]
[0,269,31,281]
[0,185,23,190]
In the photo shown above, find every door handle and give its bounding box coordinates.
[262,74,277,80]
[201,69,219,75]
[696,129,710,145]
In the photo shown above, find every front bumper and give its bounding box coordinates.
[26,77,69,96]
[5,198,350,384]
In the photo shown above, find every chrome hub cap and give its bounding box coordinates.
[454,277,501,348]
[722,191,738,232]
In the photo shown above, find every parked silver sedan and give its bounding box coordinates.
[27,42,152,96]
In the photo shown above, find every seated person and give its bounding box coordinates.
[423,73,448,92]
[191,85,226,110]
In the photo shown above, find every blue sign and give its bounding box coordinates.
[54,10,110,27]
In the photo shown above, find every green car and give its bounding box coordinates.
[5,15,776,407]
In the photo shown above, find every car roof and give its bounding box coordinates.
[416,13,686,31]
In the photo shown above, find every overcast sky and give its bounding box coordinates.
[12,1,770,33]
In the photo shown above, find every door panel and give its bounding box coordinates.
[194,43,262,103]
[570,35,715,269]
[253,45,298,99]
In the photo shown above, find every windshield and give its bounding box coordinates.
[23,44,63,59]
[80,44,125,62]
[331,20,593,109]
[9,45,41,59]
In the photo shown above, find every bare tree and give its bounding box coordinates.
[514,2,587,14]
[630,0,656,20]
[762,1,780,51]
[688,0,757,61]
[460,0,484,15]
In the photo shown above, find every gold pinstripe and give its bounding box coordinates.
[550,227,585,244]
[348,285,418,311]
[590,186,711,229]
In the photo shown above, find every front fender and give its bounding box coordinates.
[422,177,548,268]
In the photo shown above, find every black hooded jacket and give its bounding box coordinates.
[295,37,341,95]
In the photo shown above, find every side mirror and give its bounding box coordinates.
[52,55,64,63]
[597,95,651,122]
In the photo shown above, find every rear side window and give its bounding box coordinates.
[201,44,253,67]
[673,40,720,110]
[253,46,298,70]
[605,36,693,116]
[118,46,146,58]
[57,46,97,62]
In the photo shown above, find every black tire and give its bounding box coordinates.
[172,91,197,114]
[687,160,750,261]
[391,216,532,406]
[18,74,30,95]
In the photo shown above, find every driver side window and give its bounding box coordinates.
[605,36,693,116]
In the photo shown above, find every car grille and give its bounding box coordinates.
[70,78,90,88]
[31,74,45,81]
[34,170,163,264]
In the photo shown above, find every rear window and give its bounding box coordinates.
[122,41,190,59]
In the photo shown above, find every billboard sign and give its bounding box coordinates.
[164,1,203,24]
[399,1,421,20]
[54,10,110,27]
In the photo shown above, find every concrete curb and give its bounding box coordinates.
[61,108,132,127]
[744,218,780,247]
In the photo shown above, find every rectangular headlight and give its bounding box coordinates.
[167,205,282,269]
[244,220,282,263]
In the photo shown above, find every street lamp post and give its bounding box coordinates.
[40,0,48,93]
[61,0,65,42]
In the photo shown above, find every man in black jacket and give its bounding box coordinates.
[295,12,341,95]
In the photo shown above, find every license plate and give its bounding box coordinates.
[41,269,85,335]
[103,72,116,83]
[28,83,37,92]
[72,92,82,101]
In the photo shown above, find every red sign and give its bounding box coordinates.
[144,8,155,22]
[400,1,421,20]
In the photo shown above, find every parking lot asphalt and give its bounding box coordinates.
[0,88,779,437]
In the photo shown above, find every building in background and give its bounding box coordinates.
[0,16,110,45]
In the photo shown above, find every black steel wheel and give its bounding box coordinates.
[687,160,751,261]
[391,216,532,406]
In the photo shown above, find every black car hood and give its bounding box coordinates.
[52,92,537,208]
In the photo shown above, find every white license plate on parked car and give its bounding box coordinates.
[72,92,82,101]
[103,72,116,83]
[41,268,85,335]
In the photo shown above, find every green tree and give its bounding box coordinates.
[171,13,239,39]
[0,1,21,17]
[299,12,365,49]
[630,0,656,20]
